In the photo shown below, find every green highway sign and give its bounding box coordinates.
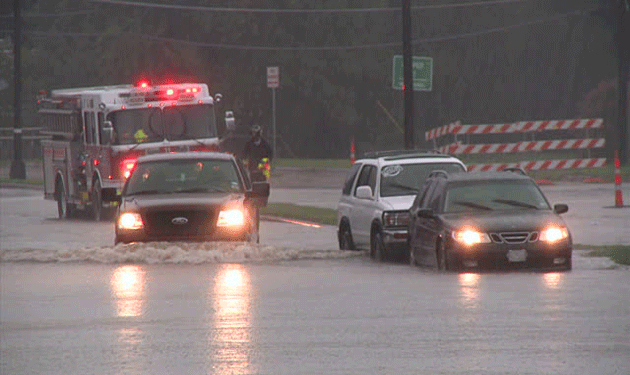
[392,55,433,91]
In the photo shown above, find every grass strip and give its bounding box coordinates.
[574,244,630,266]
[261,203,337,226]
[0,177,44,186]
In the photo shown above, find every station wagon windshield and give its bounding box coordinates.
[444,180,551,212]
[380,162,465,197]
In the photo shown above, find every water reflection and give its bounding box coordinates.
[111,265,146,317]
[458,273,481,307]
[209,264,253,374]
[542,272,563,290]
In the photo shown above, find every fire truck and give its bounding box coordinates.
[39,80,224,220]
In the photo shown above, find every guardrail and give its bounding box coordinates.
[425,119,606,171]
[0,127,49,160]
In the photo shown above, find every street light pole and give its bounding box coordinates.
[617,0,630,165]
[10,0,25,179]
[402,0,414,150]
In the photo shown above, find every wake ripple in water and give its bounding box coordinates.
[0,242,362,264]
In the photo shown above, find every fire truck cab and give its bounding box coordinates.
[39,81,223,220]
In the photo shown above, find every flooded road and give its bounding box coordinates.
[2,258,629,375]
[1,187,629,374]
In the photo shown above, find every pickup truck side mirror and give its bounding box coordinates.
[246,181,270,199]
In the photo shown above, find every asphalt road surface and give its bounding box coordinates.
[1,185,629,375]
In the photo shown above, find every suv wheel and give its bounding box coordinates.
[409,245,418,266]
[371,231,386,262]
[338,223,355,250]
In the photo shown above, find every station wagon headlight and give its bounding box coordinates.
[217,209,245,227]
[540,225,569,243]
[452,227,491,246]
[118,212,144,230]
[383,211,410,227]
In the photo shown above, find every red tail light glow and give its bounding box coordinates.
[121,159,137,179]
[137,79,150,90]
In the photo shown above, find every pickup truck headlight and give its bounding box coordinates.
[383,211,410,227]
[217,209,246,227]
[118,212,144,230]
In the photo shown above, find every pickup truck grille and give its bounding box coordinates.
[144,209,216,237]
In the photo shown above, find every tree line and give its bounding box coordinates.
[0,0,623,159]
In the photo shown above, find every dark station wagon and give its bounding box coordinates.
[408,169,573,271]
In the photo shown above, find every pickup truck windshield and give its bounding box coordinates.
[124,159,243,196]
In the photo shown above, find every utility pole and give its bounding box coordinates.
[402,0,414,150]
[9,0,25,179]
[617,0,630,165]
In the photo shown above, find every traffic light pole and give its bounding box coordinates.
[9,0,25,179]
[402,0,414,150]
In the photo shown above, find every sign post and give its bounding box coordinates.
[267,66,279,158]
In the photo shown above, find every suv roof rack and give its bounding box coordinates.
[503,167,528,176]
[361,149,441,159]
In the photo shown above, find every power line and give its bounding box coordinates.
[89,0,528,14]
[0,10,93,19]
[13,7,596,51]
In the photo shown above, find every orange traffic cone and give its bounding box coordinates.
[614,150,623,207]
[350,137,356,166]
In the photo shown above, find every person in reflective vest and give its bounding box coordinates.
[241,124,273,182]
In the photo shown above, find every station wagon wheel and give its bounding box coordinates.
[338,223,355,250]
[372,231,386,262]
[437,240,449,271]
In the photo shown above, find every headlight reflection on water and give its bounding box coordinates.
[209,264,254,375]
[458,273,481,307]
[111,265,146,317]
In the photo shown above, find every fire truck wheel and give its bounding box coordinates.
[91,179,104,221]
[56,178,71,219]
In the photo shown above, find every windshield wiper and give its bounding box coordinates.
[452,200,493,210]
[175,187,230,194]
[386,183,418,193]
[126,189,162,196]
[492,199,539,209]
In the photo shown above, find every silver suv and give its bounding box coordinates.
[336,150,467,261]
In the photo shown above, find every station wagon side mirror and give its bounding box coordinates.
[417,208,435,218]
[102,121,114,144]
[355,185,373,200]
[553,203,568,214]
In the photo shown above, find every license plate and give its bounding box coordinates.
[507,249,527,262]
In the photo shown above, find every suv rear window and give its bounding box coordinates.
[380,162,465,197]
